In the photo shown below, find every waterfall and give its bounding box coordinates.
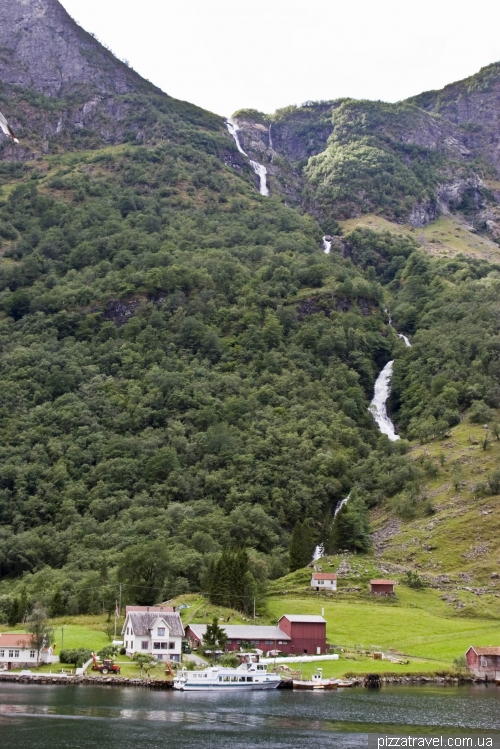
[226,119,269,197]
[322,235,332,254]
[334,493,351,518]
[369,317,412,440]
[312,545,324,561]
[369,361,400,441]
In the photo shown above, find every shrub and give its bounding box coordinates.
[59,648,92,667]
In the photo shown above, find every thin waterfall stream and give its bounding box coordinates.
[314,321,412,559]
[226,119,269,196]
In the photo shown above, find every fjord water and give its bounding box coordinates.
[1,684,499,749]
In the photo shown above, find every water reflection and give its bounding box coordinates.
[0,684,499,749]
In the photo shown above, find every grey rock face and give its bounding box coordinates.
[0,0,153,97]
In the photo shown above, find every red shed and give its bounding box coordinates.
[370,579,396,595]
[465,646,500,678]
[277,615,327,655]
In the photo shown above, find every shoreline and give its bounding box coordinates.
[0,673,492,689]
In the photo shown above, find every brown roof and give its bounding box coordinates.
[468,646,500,656]
[312,573,337,580]
[370,580,396,585]
[125,606,174,614]
[0,633,32,647]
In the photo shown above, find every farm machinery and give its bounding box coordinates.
[91,652,121,675]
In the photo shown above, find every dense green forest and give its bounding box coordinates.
[0,135,418,620]
[2,1,500,623]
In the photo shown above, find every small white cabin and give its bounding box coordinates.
[311,573,337,592]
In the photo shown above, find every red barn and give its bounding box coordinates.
[370,579,396,595]
[185,624,291,653]
[465,646,500,678]
[277,615,327,655]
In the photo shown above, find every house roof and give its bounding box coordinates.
[125,606,174,614]
[312,573,337,580]
[278,615,326,623]
[124,612,184,638]
[467,646,500,656]
[0,633,32,647]
[186,624,291,641]
[370,580,396,585]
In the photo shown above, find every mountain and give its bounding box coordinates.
[0,1,499,620]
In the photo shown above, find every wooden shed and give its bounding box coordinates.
[370,579,396,595]
[465,646,500,678]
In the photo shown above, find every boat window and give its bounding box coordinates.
[231,676,238,682]
[239,677,245,682]
[224,676,231,682]
[246,677,253,682]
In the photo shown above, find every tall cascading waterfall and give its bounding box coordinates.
[369,319,411,441]
[226,119,269,197]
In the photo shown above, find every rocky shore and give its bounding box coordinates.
[0,672,492,689]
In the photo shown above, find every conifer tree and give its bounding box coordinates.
[329,495,371,553]
[289,521,315,571]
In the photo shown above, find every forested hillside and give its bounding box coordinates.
[1,0,500,621]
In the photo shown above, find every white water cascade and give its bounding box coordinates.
[369,319,411,441]
[322,236,332,254]
[226,119,269,197]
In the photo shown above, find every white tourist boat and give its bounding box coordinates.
[173,659,281,691]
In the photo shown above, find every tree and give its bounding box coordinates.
[132,652,158,677]
[404,570,424,589]
[206,550,261,615]
[289,521,315,572]
[203,617,228,650]
[329,495,371,553]
[28,606,53,665]
[118,541,170,606]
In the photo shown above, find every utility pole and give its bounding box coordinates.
[253,597,256,620]
[118,583,122,617]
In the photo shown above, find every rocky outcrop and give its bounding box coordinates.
[0,0,153,98]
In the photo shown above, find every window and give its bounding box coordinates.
[481,656,488,668]
[157,654,163,660]
[0,650,3,657]
[169,642,175,650]
[9,651,13,658]
[127,627,129,635]
[30,650,35,659]
[157,628,165,636]
[226,639,232,644]
[14,651,19,658]
[264,640,273,645]
[153,642,161,650]
[141,641,149,651]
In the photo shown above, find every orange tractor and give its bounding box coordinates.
[91,652,121,675]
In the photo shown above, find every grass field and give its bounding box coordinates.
[374,417,500,595]
[340,213,500,263]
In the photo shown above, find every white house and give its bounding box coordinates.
[0,633,56,670]
[311,572,337,592]
[122,606,184,663]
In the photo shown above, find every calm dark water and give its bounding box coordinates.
[0,683,499,749]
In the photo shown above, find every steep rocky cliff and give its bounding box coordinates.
[232,74,500,230]
[0,0,236,164]
[0,0,151,97]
